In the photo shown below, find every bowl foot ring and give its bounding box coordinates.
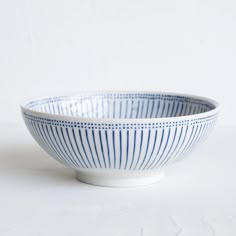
[75,170,165,187]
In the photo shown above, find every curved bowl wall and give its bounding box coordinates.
[21,92,219,187]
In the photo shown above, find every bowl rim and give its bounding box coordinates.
[21,91,220,123]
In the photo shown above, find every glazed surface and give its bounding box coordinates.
[24,93,216,119]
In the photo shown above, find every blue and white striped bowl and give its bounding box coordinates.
[21,92,219,187]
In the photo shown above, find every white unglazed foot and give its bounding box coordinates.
[75,169,164,187]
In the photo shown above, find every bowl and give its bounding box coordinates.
[21,92,219,187]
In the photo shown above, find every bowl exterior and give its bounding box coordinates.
[22,108,218,173]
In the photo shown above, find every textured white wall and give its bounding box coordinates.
[0,0,235,125]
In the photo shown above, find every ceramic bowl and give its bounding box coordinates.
[21,92,219,187]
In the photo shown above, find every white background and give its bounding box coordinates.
[0,0,235,125]
[1,1,236,235]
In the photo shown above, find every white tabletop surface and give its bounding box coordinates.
[0,123,235,236]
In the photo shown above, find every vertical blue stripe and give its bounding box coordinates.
[125,130,129,169]
[176,126,195,160]
[50,125,75,167]
[193,105,197,115]
[185,103,192,116]
[28,121,44,150]
[174,101,180,117]
[182,125,199,155]
[60,127,78,167]
[85,129,97,168]
[166,103,171,117]
[129,130,137,170]
[150,100,155,118]
[169,101,176,117]
[138,130,151,170]
[171,126,189,161]
[155,100,160,118]
[196,105,201,114]
[112,130,116,169]
[178,124,202,160]
[171,125,189,162]
[77,129,93,168]
[188,105,193,115]
[140,100,145,118]
[133,130,144,170]
[71,128,88,168]
[189,124,204,151]
[124,100,128,119]
[119,130,122,169]
[146,128,164,169]
[130,101,133,118]
[54,126,74,166]
[65,128,84,167]
[142,130,158,170]
[39,124,58,159]
[136,100,140,118]
[150,128,171,169]
[105,130,111,168]
[119,100,122,118]
[160,102,166,118]
[160,126,183,166]
[157,127,178,168]
[29,122,47,152]
[179,103,184,116]
[30,121,56,161]
[98,130,107,168]
[91,130,102,168]
[198,122,210,143]
[182,103,188,116]
[145,100,150,118]
[45,125,65,163]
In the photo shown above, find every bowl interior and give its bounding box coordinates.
[24,93,216,119]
